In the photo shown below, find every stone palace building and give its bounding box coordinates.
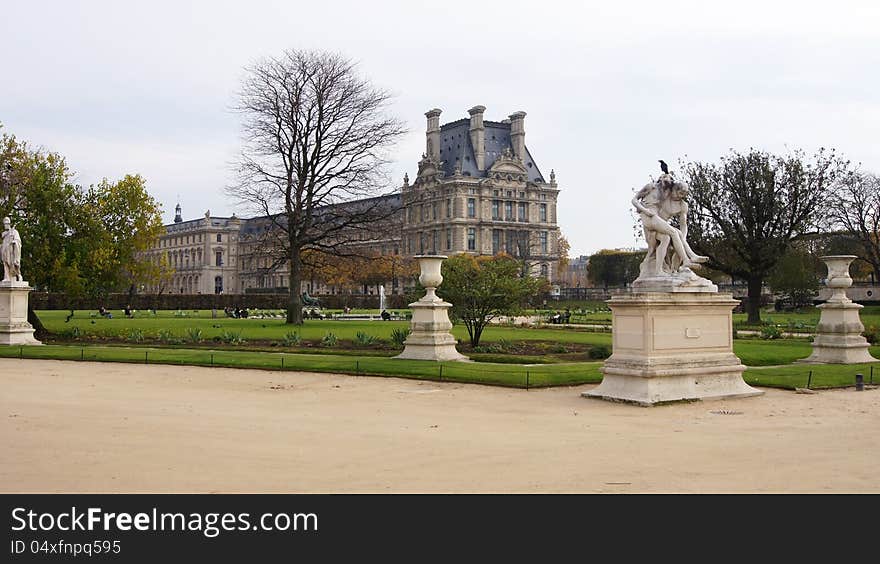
[143,106,561,295]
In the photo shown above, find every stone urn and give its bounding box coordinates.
[821,255,856,303]
[416,255,446,302]
[798,254,878,364]
[394,254,467,361]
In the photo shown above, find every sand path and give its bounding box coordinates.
[2,358,878,493]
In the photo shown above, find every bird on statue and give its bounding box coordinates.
[658,159,669,175]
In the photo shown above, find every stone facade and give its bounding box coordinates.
[402,107,561,280]
[142,106,561,295]
[142,206,242,295]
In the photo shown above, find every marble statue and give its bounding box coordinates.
[631,174,715,291]
[1,217,23,283]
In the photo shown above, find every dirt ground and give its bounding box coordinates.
[2,358,878,493]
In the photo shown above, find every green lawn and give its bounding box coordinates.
[21,308,880,390]
[0,344,600,388]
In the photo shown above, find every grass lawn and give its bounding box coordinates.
[1,344,601,388]
[20,309,879,390]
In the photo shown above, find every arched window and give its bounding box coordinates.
[214,276,223,294]
[216,233,222,242]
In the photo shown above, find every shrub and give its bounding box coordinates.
[219,330,245,344]
[282,332,302,346]
[864,325,878,345]
[355,331,378,345]
[549,343,568,354]
[760,325,782,340]
[390,327,410,346]
[185,328,203,344]
[496,338,514,352]
[57,326,83,339]
[321,332,338,347]
[158,329,180,344]
[126,329,144,343]
[588,344,612,359]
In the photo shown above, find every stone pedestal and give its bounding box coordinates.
[395,255,468,362]
[583,292,761,406]
[799,255,878,364]
[0,281,42,345]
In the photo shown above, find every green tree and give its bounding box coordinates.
[438,254,545,347]
[82,174,165,298]
[587,249,645,289]
[767,248,820,308]
[0,127,165,332]
[681,148,849,323]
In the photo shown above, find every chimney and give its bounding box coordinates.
[468,105,486,171]
[425,108,442,162]
[508,111,526,161]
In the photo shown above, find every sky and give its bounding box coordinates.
[2,0,879,257]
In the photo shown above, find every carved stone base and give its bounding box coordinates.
[797,301,878,364]
[394,299,468,361]
[631,268,717,293]
[583,292,761,406]
[0,282,42,345]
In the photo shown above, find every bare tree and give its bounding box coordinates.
[828,171,880,283]
[228,50,406,324]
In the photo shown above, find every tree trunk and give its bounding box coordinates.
[27,303,49,340]
[287,246,303,325]
[746,275,763,324]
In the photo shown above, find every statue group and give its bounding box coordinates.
[631,173,715,291]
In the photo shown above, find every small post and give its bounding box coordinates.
[145,351,148,364]
[19,346,22,359]
[526,371,530,390]
[281,356,284,369]
[211,354,214,366]
[871,366,874,385]
[356,360,359,373]
[855,373,864,392]
[81,348,84,361]
[806,371,812,390]
[439,365,443,380]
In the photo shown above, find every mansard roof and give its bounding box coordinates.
[437,119,545,182]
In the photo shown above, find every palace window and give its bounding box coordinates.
[215,251,223,267]
[504,201,513,220]
[540,231,548,254]
[446,228,452,251]
[492,200,500,220]
[467,198,476,218]
[467,228,476,251]
[518,202,527,222]
[539,203,547,222]
[492,229,502,255]
[216,233,222,242]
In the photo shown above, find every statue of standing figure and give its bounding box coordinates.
[632,173,708,277]
[1,217,23,283]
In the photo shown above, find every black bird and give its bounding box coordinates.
[659,159,669,174]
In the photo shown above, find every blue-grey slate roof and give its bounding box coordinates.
[437,119,545,182]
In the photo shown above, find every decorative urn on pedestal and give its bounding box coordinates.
[394,255,467,362]
[799,255,878,364]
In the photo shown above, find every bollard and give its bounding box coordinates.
[806,371,812,389]
[855,373,864,391]
[144,351,148,364]
[281,356,284,369]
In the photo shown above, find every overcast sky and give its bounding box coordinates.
[2,0,878,256]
